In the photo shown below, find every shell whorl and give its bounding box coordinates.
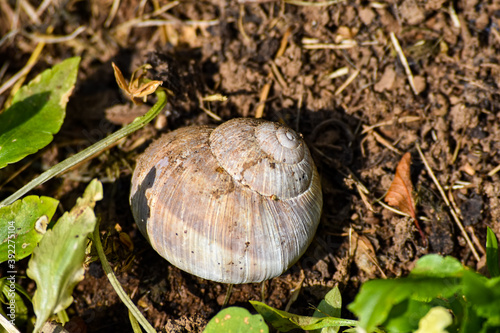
[210,118,312,199]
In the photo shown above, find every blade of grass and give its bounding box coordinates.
[92,220,156,333]
[486,227,499,277]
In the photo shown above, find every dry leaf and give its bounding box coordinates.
[385,152,416,219]
[112,62,163,104]
[385,152,425,239]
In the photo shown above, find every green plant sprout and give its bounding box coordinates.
[0,58,168,333]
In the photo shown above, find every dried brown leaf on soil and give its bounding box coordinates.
[385,152,416,220]
[385,152,426,240]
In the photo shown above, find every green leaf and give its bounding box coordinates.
[27,179,103,333]
[348,276,461,332]
[486,227,499,278]
[409,254,465,278]
[203,307,268,333]
[312,286,342,333]
[0,57,80,169]
[414,307,452,333]
[250,301,357,332]
[0,196,59,262]
[462,271,500,327]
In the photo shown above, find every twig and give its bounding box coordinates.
[24,26,86,43]
[335,68,359,95]
[415,143,480,262]
[254,27,291,118]
[303,40,357,49]
[92,221,156,333]
[104,0,121,27]
[0,36,46,96]
[488,164,500,177]
[284,0,346,6]
[390,32,419,95]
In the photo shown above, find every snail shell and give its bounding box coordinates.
[130,118,322,284]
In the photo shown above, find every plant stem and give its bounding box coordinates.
[0,90,167,208]
[92,220,156,333]
[0,313,21,333]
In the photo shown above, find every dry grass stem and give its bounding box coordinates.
[20,0,41,24]
[335,68,359,95]
[35,0,53,16]
[254,27,291,118]
[25,26,86,43]
[0,37,46,97]
[284,0,346,6]
[415,143,481,262]
[390,32,419,95]
[378,200,411,218]
[487,164,500,177]
[363,126,403,155]
[303,40,357,49]
[270,61,287,89]
[197,94,222,121]
[255,81,272,118]
[105,0,121,27]
[449,3,461,28]
[238,4,251,44]
[323,66,349,80]
[361,116,421,134]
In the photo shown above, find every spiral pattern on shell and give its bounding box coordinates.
[130,118,322,284]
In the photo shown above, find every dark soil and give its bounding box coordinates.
[1,0,500,332]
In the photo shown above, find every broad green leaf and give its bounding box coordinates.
[486,227,499,278]
[409,254,465,278]
[203,307,268,333]
[27,179,103,333]
[348,277,461,332]
[414,307,452,333]
[250,301,357,332]
[0,57,80,169]
[312,286,342,333]
[0,196,59,262]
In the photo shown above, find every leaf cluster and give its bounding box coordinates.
[206,228,499,333]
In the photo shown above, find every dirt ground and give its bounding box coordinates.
[1,0,500,332]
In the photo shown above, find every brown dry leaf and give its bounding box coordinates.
[385,152,417,220]
[385,152,426,240]
[111,62,163,104]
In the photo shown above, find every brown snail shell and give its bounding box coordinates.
[130,118,322,284]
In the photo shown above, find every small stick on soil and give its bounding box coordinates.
[487,164,500,177]
[415,143,481,262]
[104,0,121,27]
[20,0,41,24]
[25,26,86,43]
[390,32,419,96]
[361,116,421,134]
[284,0,346,7]
[222,284,234,308]
[254,27,291,118]
[302,40,357,49]
[335,68,359,95]
[363,126,403,155]
[0,32,46,97]
[238,4,251,44]
[255,81,272,118]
